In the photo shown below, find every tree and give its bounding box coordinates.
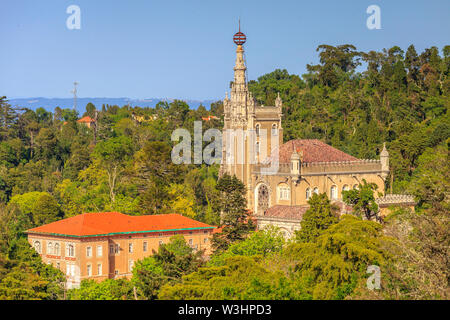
[0,96,19,141]
[93,136,133,204]
[132,235,204,299]
[158,255,308,300]
[211,174,255,253]
[343,180,380,220]
[67,279,134,300]
[209,225,286,266]
[285,215,392,299]
[8,192,61,227]
[31,193,62,226]
[295,193,339,243]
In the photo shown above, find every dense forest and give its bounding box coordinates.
[0,43,448,300]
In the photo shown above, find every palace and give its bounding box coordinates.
[219,27,415,237]
[26,212,214,288]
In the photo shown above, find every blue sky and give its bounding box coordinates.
[1,0,449,100]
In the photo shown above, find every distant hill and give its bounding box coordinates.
[7,97,219,113]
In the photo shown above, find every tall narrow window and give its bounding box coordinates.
[255,124,260,136]
[272,123,278,136]
[114,244,120,254]
[97,245,102,257]
[54,243,60,256]
[34,241,41,254]
[47,242,53,255]
[109,244,114,254]
[128,260,134,272]
[87,264,92,277]
[143,241,148,252]
[128,243,133,253]
[306,188,311,200]
[330,185,338,200]
[86,246,92,257]
[66,244,75,257]
[97,264,102,276]
[313,187,319,195]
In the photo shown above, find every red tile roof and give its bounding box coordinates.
[262,205,309,220]
[26,212,214,238]
[265,139,358,164]
[77,116,95,123]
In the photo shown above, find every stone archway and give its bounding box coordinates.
[255,183,270,215]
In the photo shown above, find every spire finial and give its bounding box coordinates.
[233,20,246,45]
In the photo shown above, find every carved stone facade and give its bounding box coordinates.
[220,29,414,235]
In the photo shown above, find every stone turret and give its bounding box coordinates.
[380,143,389,180]
[290,148,301,176]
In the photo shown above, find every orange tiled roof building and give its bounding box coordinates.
[76,116,96,128]
[219,27,414,238]
[26,212,215,288]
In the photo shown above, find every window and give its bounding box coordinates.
[128,260,134,272]
[306,188,311,200]
[255,124,260,136]
[66,244,75,257]
[277,184,290,201]
[313,187,319,195]
[353,184,359,190]
[86,246,92,257]
[189,239,193,246]
[97,264,102,276]
[114,244,120,254]
[56,262,60,269]
[109,244,114,254]
[128,243,133,253]
[330,185,338,200]
[54,243,60,256]
[87,264,92,277]
[143,241,148,252]
[114,270,119,276]
[97,245,102,257]
[204,238,208,243]
[272,123,278,136]
[47,242,53,255]
[342,185,350,192]
[159,240,164,245]
[66,265,76,277]
[159,233,163,237]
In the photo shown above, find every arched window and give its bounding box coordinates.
[272,123,278,136]
[54,243,60,256]
[34,241,41,254]
[330,185,338,200]
[277,183,290,201]
[342,185,349,192]
[313,187,319,195]
[47,242,53,255]
[255,124,260,136]
[353,184,359,190]
[306,188,311,200]
[66,244,75,257]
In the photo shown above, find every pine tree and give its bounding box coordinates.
[211,174,255,253]
[295,193,339,243]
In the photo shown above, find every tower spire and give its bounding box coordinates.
[233,22,247,87]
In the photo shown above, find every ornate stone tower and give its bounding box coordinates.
[220,23,283,210]
[220,23,256,199]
